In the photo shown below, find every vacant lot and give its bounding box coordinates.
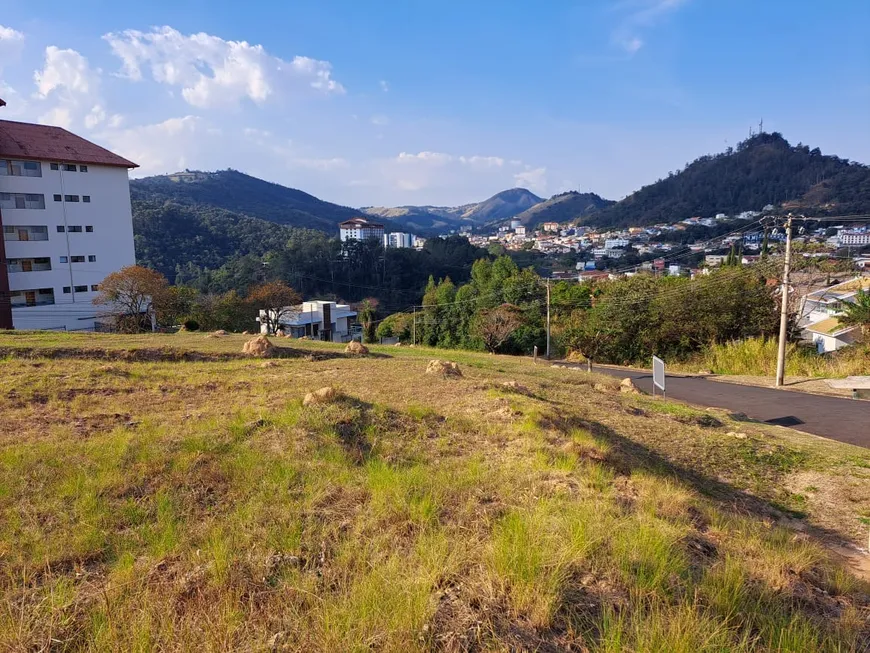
[1,331,869,651]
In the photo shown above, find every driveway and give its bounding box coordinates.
[586,365,870,449]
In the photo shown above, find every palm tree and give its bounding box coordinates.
[840,290,870,339]
[357,297,379,343]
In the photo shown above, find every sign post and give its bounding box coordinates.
[652,356,666,398]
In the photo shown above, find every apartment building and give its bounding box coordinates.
[339,217,385,242]
[0,115,138,331]
[383,231,415,248]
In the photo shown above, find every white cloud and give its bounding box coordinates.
[34,46,99,97]
[370,114,390,126]
[85,104,107,129]
[0,24,25,69]
[98,115,205,173]
[514,167,548,194]
[103,26,344,109]
[613,0,689,54]
[379,80,389,92]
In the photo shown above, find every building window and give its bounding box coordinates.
[85,226,93,233]
[91,284,99,292]
[74,285,88,293]
[80,165,88,172]
[83,196,91,203]
[68,226,83,233]
[88,255,96,263]
[50,163,59,171]
[10,288,55,307]
[63,287,71,294]
[63,164,77,172]
[71,256,85,263]
[64,195,79,203]
[2,225,48,241]
[60,256,68,263]
[54,194,62,202]
[0,193,45,210]
[57,225,65,233]
[0,160,42,177]
[7,257,52,273]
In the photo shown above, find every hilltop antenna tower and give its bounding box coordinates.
[759,118,764,135]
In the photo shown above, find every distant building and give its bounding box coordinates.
[705,254,727,267]
[838,230,870,247]
[798,277,869,352]
[541,222,560,232]
[605,238,630,249]
[514,226,527,237]
[510,219,522,230]
[259,300,357,342]
[339,217,385,242]
[384,232,415,248]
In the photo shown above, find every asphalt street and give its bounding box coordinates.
[587,365,870,449]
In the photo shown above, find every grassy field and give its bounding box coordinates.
[1,331,869,651]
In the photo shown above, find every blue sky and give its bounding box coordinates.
[1,1,868,207]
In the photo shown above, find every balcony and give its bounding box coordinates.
[8,258,52,273]
[3,225,49,241]
[10,288,55,307]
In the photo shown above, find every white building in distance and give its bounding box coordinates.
[838,230,870,247]
[0,115,138,331]
[339,217,385,242]
[384,232,415,248]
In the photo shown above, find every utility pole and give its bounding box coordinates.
[775,215,794,388]
[545,278,551,360]
[412,307,416,346]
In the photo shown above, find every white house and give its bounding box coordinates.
[838,230,870,247]
[0,115,138,331]
[805,317,862,354]
[798,277,869,352]
[339,217,385,242]
[259,300,357,342]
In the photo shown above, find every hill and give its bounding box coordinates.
[2,332,868,650]
[132,200,321,280]
[364,188,543,233]
[130,170,361,232]
[510,191,615,228]
[583,132,870,229]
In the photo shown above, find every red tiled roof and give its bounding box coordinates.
[339,217,384,228]
[0,119,137,168]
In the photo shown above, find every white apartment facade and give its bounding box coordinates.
[0,117,138,331]
[384,231,415,248]
[838,230,870,247]
[339,217,385,242]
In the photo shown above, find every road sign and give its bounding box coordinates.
[652,356,666,397]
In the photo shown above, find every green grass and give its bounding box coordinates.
[676,337,870,377]
[0,331,868,650]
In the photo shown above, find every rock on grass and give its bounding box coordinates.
[426,360,462,377]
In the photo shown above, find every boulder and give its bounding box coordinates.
[620,377,640,394]
[426,360,462,377]
[242,335,276,358]
[345,340,369,355]
[303,386,338,406]
[501,380,530,394]
[213,330,228,336]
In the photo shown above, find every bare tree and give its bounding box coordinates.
[247,281,302,335]
[473,304,521,353]
[93,265,168,332]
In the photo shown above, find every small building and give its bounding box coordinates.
[541,222,560,232]
[384,232,415,248]
[805,317,862,354]
[705,254,727,267]
[514,226,527,237]
[339,218,385,242]
[259,300,357,342]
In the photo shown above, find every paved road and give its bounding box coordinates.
[586,365,870,449]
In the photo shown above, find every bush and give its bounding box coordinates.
[183,319,200,332]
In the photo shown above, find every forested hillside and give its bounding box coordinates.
[130,170,361,232]
[511,191,614,228]
[133,200,320,280]
[583,133,870,228]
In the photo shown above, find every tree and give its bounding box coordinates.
[357,297,379,343]
[840,290,870,338]
[94,265,168,332]
[246,281,301,335]
[473,304,522,353]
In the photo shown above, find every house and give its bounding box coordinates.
[805,317,862,353]
[339,218,384,242]
[259,300,357,342]
[705,254,727,267]
[514,226,527,237]
[541,222,560,232]
[0,111,138,331]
